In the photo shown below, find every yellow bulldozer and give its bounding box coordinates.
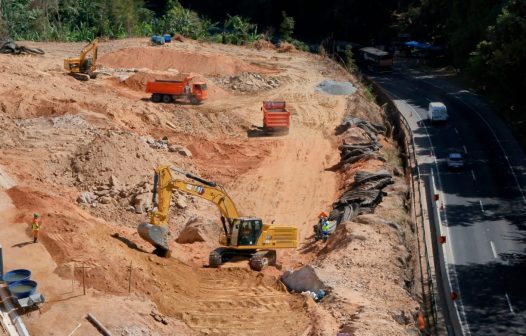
[63,38,98,81]
[138,166,298,271]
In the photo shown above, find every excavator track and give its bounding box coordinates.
[208,248,226,268]
[249,250,277,271]
[70,72,90,81]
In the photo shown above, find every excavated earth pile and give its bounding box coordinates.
[0,38,419,336]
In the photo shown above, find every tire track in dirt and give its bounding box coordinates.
[182,272,308,335]
[228,127,342,268]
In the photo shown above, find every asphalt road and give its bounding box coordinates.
[369,65,526,335]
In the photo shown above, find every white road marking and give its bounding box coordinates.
[479,200,485,212]
[463,145,468,154]
[389,94,472,336]
[471,170,476,181]
[451,97,526,205]
[505,293,515,315]
[490,241,498,259]
[406,74,526,205]
[454,128,459,134]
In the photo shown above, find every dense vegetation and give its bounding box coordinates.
[400,0,526,144]
[0,0,524,144]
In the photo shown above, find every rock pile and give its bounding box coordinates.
[76,175,153,213]
[76,173,193,215]
[213,72,281,93]
[140,136,192,157]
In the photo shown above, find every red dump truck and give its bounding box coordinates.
[145,76,208,105]
[262,101,290,135]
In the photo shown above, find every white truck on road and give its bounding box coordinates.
[428,102,448,123]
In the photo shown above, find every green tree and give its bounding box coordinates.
[467,0,526,144]
[223,14,257,45]
[280,11,294,41]
[344,45,357,73]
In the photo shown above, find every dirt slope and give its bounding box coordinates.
[0,38,418,335]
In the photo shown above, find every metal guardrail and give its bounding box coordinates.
[362,75,439,335]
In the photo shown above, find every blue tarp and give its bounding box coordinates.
[404,40,442,51]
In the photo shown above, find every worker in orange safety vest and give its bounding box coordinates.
[31,213,42,243]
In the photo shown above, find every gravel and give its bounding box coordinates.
[316,80,357,95]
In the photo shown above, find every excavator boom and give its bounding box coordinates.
[138,166,240,255]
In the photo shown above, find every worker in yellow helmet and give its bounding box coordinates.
[31,213,42,243]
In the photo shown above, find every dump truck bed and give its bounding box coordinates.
[145,81,187,95]
[262,101,290,135]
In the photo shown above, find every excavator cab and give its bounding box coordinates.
[231,218,263,246]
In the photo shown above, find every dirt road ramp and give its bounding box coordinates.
[100,47,274,75]
[122,70,229,99]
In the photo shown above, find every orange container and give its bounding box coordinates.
[262,101,290,135]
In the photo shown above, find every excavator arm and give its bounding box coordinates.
[63,38,98,80]
[78,38,98,72]
[138,165,240,255]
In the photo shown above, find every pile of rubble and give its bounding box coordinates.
[72,131,191,214]
[141,136,192,157]
[212,72,281,93]
[76,174,188,215]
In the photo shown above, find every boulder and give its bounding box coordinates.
[168,144,192,157]
[0,166,16,190]
[77,191,97,204]
[99,196,112,204]
[176,217,220,244]
[133,192,152,214]
[95,189,110,197]
[280,265,325,293]
[175,194,187,209]
[109,175,122,190]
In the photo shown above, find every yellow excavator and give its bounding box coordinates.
[63,38,98,81]
[137,166,298,271]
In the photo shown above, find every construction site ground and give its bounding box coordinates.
[0,38,419,335]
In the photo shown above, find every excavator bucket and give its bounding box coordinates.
[137,223,170,257]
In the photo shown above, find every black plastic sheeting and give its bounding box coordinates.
[330,116,393,224]
[0,39,44,55]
